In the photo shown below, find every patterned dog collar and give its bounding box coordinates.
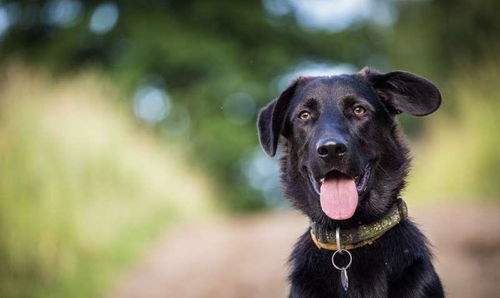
[310,199,408,250]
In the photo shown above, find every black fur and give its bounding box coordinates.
[257,68,444,297]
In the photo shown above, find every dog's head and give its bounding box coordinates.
[257,68,441,225]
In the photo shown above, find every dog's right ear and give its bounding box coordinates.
[257,77,307,157]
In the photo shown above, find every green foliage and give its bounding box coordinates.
[1,0,499,210]
[389,0,500,79]
[0,67,215,298]
[0,0,388,210]
[0,1,498,207]
[406,61,500,203]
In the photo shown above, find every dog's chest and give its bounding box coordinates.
[289,229,417,298]
[292,251,389,297]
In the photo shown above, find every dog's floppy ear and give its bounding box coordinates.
[257,77,307,157]
[362,68,442,116]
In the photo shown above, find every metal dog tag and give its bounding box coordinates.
[340,268,349,291]
[332,248,352,292]
[332,227,352,292]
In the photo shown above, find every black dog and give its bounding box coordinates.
[257,68,444,297]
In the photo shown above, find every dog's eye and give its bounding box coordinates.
[298,111,312,121]
[353,106,366,116]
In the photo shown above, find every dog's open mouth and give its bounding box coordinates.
[308,165,372,196]
[308,164,372,220]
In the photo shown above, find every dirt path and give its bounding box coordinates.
[107,204,500,298]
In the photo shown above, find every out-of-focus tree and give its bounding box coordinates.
[0,0,388,210]
[389,0,500,79]
[0,0,498,210]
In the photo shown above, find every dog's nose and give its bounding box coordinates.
[316,138,347,159]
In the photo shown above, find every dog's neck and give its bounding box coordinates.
[310,198,408,250]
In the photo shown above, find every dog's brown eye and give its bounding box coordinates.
[353,106,366,116]
[298,111,311,120]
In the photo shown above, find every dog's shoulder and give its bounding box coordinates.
[383,218,434,259]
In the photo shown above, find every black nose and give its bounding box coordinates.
[316,138,347,159]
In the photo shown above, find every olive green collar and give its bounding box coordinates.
[310,199,408,250]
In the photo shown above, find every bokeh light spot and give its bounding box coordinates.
[133,86,171,125]
[0,6,10,38]
[42,0,82,27]
[223,92,256,125]
[241,147,284,207]
[263,0,396,32]
[275,61,356,92]
[89,2,119,34]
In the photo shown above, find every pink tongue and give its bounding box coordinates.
[320,174,358,220]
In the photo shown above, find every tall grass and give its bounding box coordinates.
[406,62,500,204]
[0,66,215,298]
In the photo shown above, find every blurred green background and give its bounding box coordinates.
[0,0,499,297]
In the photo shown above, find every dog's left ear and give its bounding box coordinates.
[257,77,309,157]
[361,68,442,116]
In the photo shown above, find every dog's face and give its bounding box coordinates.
[257,68,441,225]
